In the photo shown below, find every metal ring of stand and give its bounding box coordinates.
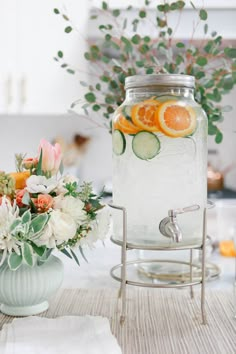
[109,203,208,326]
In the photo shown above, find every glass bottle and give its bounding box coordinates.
[112,74,207,254]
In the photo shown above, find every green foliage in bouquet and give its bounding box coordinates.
[54,0,236,143]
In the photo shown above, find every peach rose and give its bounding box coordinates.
[16,189,27,207]
[23,157,38,170]
[33,194,54,213]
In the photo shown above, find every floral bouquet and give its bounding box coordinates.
[0,139,110,271]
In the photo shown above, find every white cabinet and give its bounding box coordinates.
[0,0,90,114]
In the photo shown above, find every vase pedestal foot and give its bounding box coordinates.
[0,301,49,317]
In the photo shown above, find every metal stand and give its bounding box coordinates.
[109,204,208,325]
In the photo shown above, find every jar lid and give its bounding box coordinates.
[125,74,195,90]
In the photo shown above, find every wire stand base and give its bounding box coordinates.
[109,203,208,325]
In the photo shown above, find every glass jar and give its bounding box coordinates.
[112,74,207,251]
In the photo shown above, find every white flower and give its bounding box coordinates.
[26,175,58,194]
[81,206,111,248]
[56,175,79,195]
[54,195,86,225]
[0,197,20,265]
[37,210,77,248]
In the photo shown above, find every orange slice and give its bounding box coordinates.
[131,99,161,132]
[114,115,141,134]
[219,240,236,257]
[156,100,197,138]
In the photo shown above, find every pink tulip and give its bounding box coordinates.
[38,139,62,176]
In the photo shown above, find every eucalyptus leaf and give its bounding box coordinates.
[65,26,72,33]
[199,9,207,21]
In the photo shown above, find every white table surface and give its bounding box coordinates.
[57,238,235,291]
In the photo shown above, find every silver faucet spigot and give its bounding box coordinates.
[159,204,200,243]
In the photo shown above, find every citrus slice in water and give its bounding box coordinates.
[114,115,141,134]
[156,100,197,137]
[131,99,161,132]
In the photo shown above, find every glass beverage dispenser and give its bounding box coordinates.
[112,74,207,254]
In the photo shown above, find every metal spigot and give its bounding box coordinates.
[159,204,200,243]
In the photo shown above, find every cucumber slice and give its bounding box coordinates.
[132,131,161,160]
[113,129,126,156]
[121,106,132,122]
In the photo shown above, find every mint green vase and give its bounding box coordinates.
[0,255,64,316]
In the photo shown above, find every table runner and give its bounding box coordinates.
[1,288,235,354]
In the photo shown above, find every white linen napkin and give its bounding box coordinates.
[0,316,122,354]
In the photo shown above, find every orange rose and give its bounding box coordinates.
[33,194,53,213]
[16,189,27,207]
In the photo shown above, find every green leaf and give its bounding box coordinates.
[190,1,196,9]
[70,249,80,266]
[36,149,43,175]
[8,253,23,271]
[131,34,141,44]
[143,36,151,43]
[208,123,218,135]
[58,51,63,58]
[170,3,178,10]
[224,48,236,58]
[175,54,184,65]
[136,60,145,68]
[199,9,207,21]
[196,56,208,66]
[105,95,115,104]
[53,8,60,14]
[167,27,172,35]
[30,214,48,235]
[139,10,146,18]
[65,26,72,33]
[22,210,31,224]
[176,1,185,9]
[59,161,64,175]
[85,92,96,103]
[92,104,101,112]
[30,242,46,257]
[96,83,101,91]
[146,67,154,74]
[112,9,120,17]
[22,243,34,267]
[215,131,223,144]
[121,36,133,53]
[176,42,185,48]
[204,24,208,34]
[60,248,72,259]
[195,71,205,79]
[102,1,108,10]
[62,14,69,21]
[79,246,88,263]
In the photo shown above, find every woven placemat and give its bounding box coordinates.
[1,288,236,354]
